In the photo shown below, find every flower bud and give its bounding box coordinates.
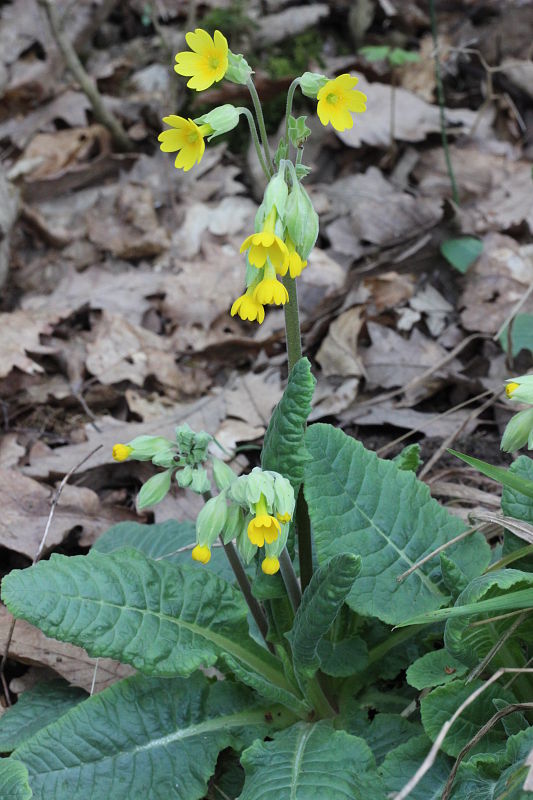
[175,424,212,465]
[299,71,328,98]
[285,180,318,259]
[236,521,257,564]
[272,473,295,519]
[225,51,253,85]
[119,435,175,462]
[501,407,533,452]
[221,502,244,544]
[196,492,228,547]
[194,104,241,140]
[263,171,289,219]
[287,115,311,147]
[192,545,211,564]
[261,556,280,575]
[245,467,275,509]
[505,375,533,404]
[137,469,172,509]
[212,457,237,491]
[112,443,133,462]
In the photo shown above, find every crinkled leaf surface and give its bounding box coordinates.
[501,456,533,571]
[317,635,368,677]
[262,357,315,489]
[444,569,533,668]
[239,721,386,800]
[406,650,468,690]
[379,734,452,799]
[0,759,32,800]
[13,673,289,800]
[304,425,490,624]
[0,680,86,752]
[1,549,286,688]
[342,712,423,765]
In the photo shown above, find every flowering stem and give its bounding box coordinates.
[279,548,302,612]
[284,78,301,151]
[282,276,302,372]
[246,78,273,174]
[240,107,271,181]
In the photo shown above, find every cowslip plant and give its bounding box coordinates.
[1,27,532,800]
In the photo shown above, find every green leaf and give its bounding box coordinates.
[288,554,361,677]
[440,237,483,273]
[13,673,290,800]
[1,550,288,690]
[421,679,515,757]
[304,425,490,625]
[0,680,86,752]
[388,47,421,66]
[453,760,530,799]
[342,712,423,766]
[379,734,452,799]
[501,456,533,571]
[406,650,468,690]
[399,586,533,626]
[392,443,422,472]
[239,721,387,800]
[500,313,533,357]
[219,654,309,717]
[0,759,32,800]
[450,449,533,500]
[444,569,533,668]
[317,635,368,677]
[440,552,469,598]
[359,45,391,62]
[262,357,315,489]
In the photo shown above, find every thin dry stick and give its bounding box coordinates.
[396,524,485,583]
[37,0,133,151]
[0,445,102,704]
[441,702,533,800]
[394,668,533,800]
[417,393,497,480]
[466,612,528,683]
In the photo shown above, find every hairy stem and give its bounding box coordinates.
[284,78,301,151]
[240,107,270,181]
[282,276,303,372]
[246,78,273,174]
[429,0,459,205]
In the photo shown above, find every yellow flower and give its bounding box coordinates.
[262,557,280,575]
[276,511,291,523]
[316,74,367,132]
[247,495,281,547]
[231,289,265,324]
[112,443,133,462]
[253,276,289,306]
[240,208,289,274]
[174,29,228,91]
[506,382,520,398]
[158,116,212,171]
[192,544,211,563]
[285,236,307,279]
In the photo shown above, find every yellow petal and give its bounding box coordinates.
[185,28,214,55]
[158,129,187,152]
[345,90,367,113]
[174,51,204,77]
[335,73,359,90]
[213,29,229,55]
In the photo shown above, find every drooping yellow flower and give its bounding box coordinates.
[231,289,265,324]
[285,236,307,279]
[253,272,289,306]
[158,116,212,171]
[174,29,229,92]
[240,208,289,274]
[506,382,520,398]
[247,495,281,547]
[192,544,211,563]
[262,556,280,575]
[112,443,133,462]
[276,511,291,523]
[316,74,367,132]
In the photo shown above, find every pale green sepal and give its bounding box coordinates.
[264,524,289,559]
[299,71,328,98]
[288,115,311,147]
[221,503,244,545]
[127,435,175,462]
[137,469,172,509]
[236,522,257,564]
[284,178,319,259]
[212,457,237,491]
[501,407,533,452]
[196,493,228,547]
[194,104,240,140]
[151,448,178,468]
[225,50,253,84]
[263,170,289,218]
[189,467,210,494]
[272,473,296,518]
[175,424,212,465]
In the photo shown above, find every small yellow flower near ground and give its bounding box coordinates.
[192,544,211,563]
[240,208,289,273]
[506,382,520,398]
[276,511,291,523]
[112,443,133,462]
[253,276,289,306]
[231,289,265,324]
[262,556,280,575]
[174,29,228,91]
[248,495,281,547]
[285,236,307,279]
[158,116,212,171]
[316,74,367,132]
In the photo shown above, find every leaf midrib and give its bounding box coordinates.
[290,725,313,800]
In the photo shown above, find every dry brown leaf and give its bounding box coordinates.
[221,371,283,429]
[397,35,437,102]
[0,468,133,557]
[21,125,111,179]
[316,307,365,378]
[309,377,360,421]
[0,435,25,469]
[0,605,133,693]
[170,196,256,259]
[255,4,329,46]
[363,271,415,313]
[347,402,479,438]
[0,310,60,378]
[460,233,533,335]
[214,419,265,454]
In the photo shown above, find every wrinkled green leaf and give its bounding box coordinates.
[440,237,483,273]
[13,673,290,800]
[317,635,368,677]
[92,519,195,562]
[450,449,533,500]
[304,425,490,625]
[288,554,361,677]
[501,456,533,571]
[342,712,423,765]
[1,550,287,690]
[0,759,32,799]
[359,45,391,62]
[379,734,452,799]
[0,680,86,752]
[262,357,315,489]
[219,654,309,717]
[239,721,386,799]
[452,761,530,799]
[406,650,468,690]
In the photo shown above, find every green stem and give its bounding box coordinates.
[284,77,301,151]
[429,0,459,205]
[282,276,303,372]
[279,548,302,612]
[246,77,273,174]
[239,107,270,181]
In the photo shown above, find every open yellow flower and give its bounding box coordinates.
[247,495,281,547]
[191,544,211,563]
[174,29,228,91]
[112,443,133,462]
[231,288,265,324]
[158,116,211,171]
[240,208,289,274]
[253,264,289,306]
[316,74,367,132]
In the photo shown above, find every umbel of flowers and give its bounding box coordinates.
[158,28,367,325]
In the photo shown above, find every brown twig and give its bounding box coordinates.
[37,0,133,151]
[0,445,102,705]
